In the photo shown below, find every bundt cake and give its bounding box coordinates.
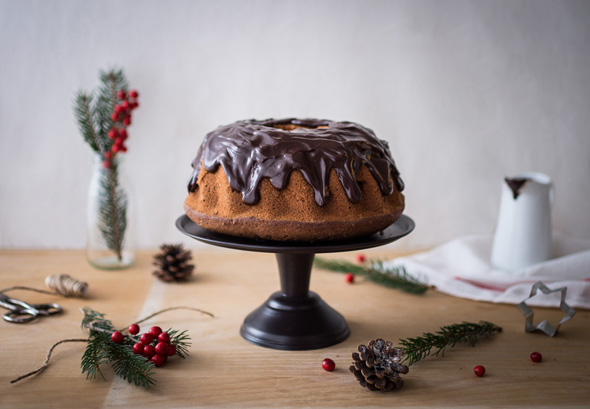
[184,118,405,241]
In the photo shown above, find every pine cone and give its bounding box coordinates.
[349,339,409,391]
[153,244,194,282]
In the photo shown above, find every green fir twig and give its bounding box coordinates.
[399,321,503,366]
[73,68,130,261]
[313,257,431,294]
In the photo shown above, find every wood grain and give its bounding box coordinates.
[0,249,588,408]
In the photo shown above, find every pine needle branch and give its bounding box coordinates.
[399,321,502,366]
[73,92,102,153]
[167,329,192,359]
[313,257,431,294]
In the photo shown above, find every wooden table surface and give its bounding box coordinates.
[0,249,588,408]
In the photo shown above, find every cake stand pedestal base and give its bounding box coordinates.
[176,214,414,350]
[240,253,349,350]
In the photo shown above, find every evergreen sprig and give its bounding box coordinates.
[73,68,130,261]
[399,321,502,366]
[313,257,431,294]
[167,329,191,359]
[80,307,162,388]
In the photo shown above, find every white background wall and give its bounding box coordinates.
[1,0,589,250]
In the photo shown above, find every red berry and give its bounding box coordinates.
[322,358,335,371]
[530,352,542,362]
[345,273,354,283]
[104,151,113,160]
[158,332,170,343]
[111,112,119,121]
[474,365,486,377]
[143,344,155,358]
[155,342,169,356]
[128,323,140,335]
[129,89,139,98]
[356,254,366,263]
[115,137,124,147]
[102,160,111,169]
[167,343,176,356]
[111,331,124,343]
[108,128,118,139]
[112,145,120,153]
[132,342,144,355]
[114,105,124,114]
[117,90,126,100]
[130,101,139,109]
[121,100,130,111]
[151,353,167,367]
[140,333,153,345]
[148,326,162,337]
[123,115,131,126]
[119,128,128,139]
[121,145,128,152]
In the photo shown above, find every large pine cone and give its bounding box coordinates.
[349,339,409,391]
[153,244,194,282]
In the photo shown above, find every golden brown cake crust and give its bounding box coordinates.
[185,164,404,241]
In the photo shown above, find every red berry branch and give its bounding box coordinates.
[103,89,140,169]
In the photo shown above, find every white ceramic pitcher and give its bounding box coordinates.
[491,172,553,272]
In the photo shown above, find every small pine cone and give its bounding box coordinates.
[349,339,409,391]
[153,244,195,282]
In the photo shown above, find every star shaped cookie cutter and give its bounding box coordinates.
[517,281,576,337]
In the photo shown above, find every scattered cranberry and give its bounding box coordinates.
[151,353,167,367]
[117,90,126,100]
[356,254,366,263]
[129,89,139,98]
[474,365,486,377]
[143,344,156,358]
[345,273,354,284]
[322,358,336,372]
[158,332,170,343]
[111,331,124,343]
[530,352,542,362]
[167,344,177,356]
[140,333,154,345]
[148,326,163,337]
[128,323,140,335]
[132,342,144,355]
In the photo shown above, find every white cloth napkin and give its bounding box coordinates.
[387,234,590,309]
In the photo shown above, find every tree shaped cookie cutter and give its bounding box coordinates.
[517,281,576,337]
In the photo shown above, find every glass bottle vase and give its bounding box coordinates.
[86,154,135,269]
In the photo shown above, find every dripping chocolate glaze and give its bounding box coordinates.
[187,118,405,206]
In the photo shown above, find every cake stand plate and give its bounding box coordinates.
[176,214,415,350]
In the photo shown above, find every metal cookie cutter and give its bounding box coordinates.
[517,281,576,337]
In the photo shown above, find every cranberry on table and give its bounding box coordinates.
[345,273,354,284]
[474,365,486,377]
[111,331,124,344]
[530,352,542,362]
[356,254,366,263]
[322,358,336,371]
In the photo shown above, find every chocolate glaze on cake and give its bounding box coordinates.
[188,118,404,207]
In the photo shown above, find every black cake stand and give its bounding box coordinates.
[176,214,415,350]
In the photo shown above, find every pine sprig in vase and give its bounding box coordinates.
[74,68,139,267]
